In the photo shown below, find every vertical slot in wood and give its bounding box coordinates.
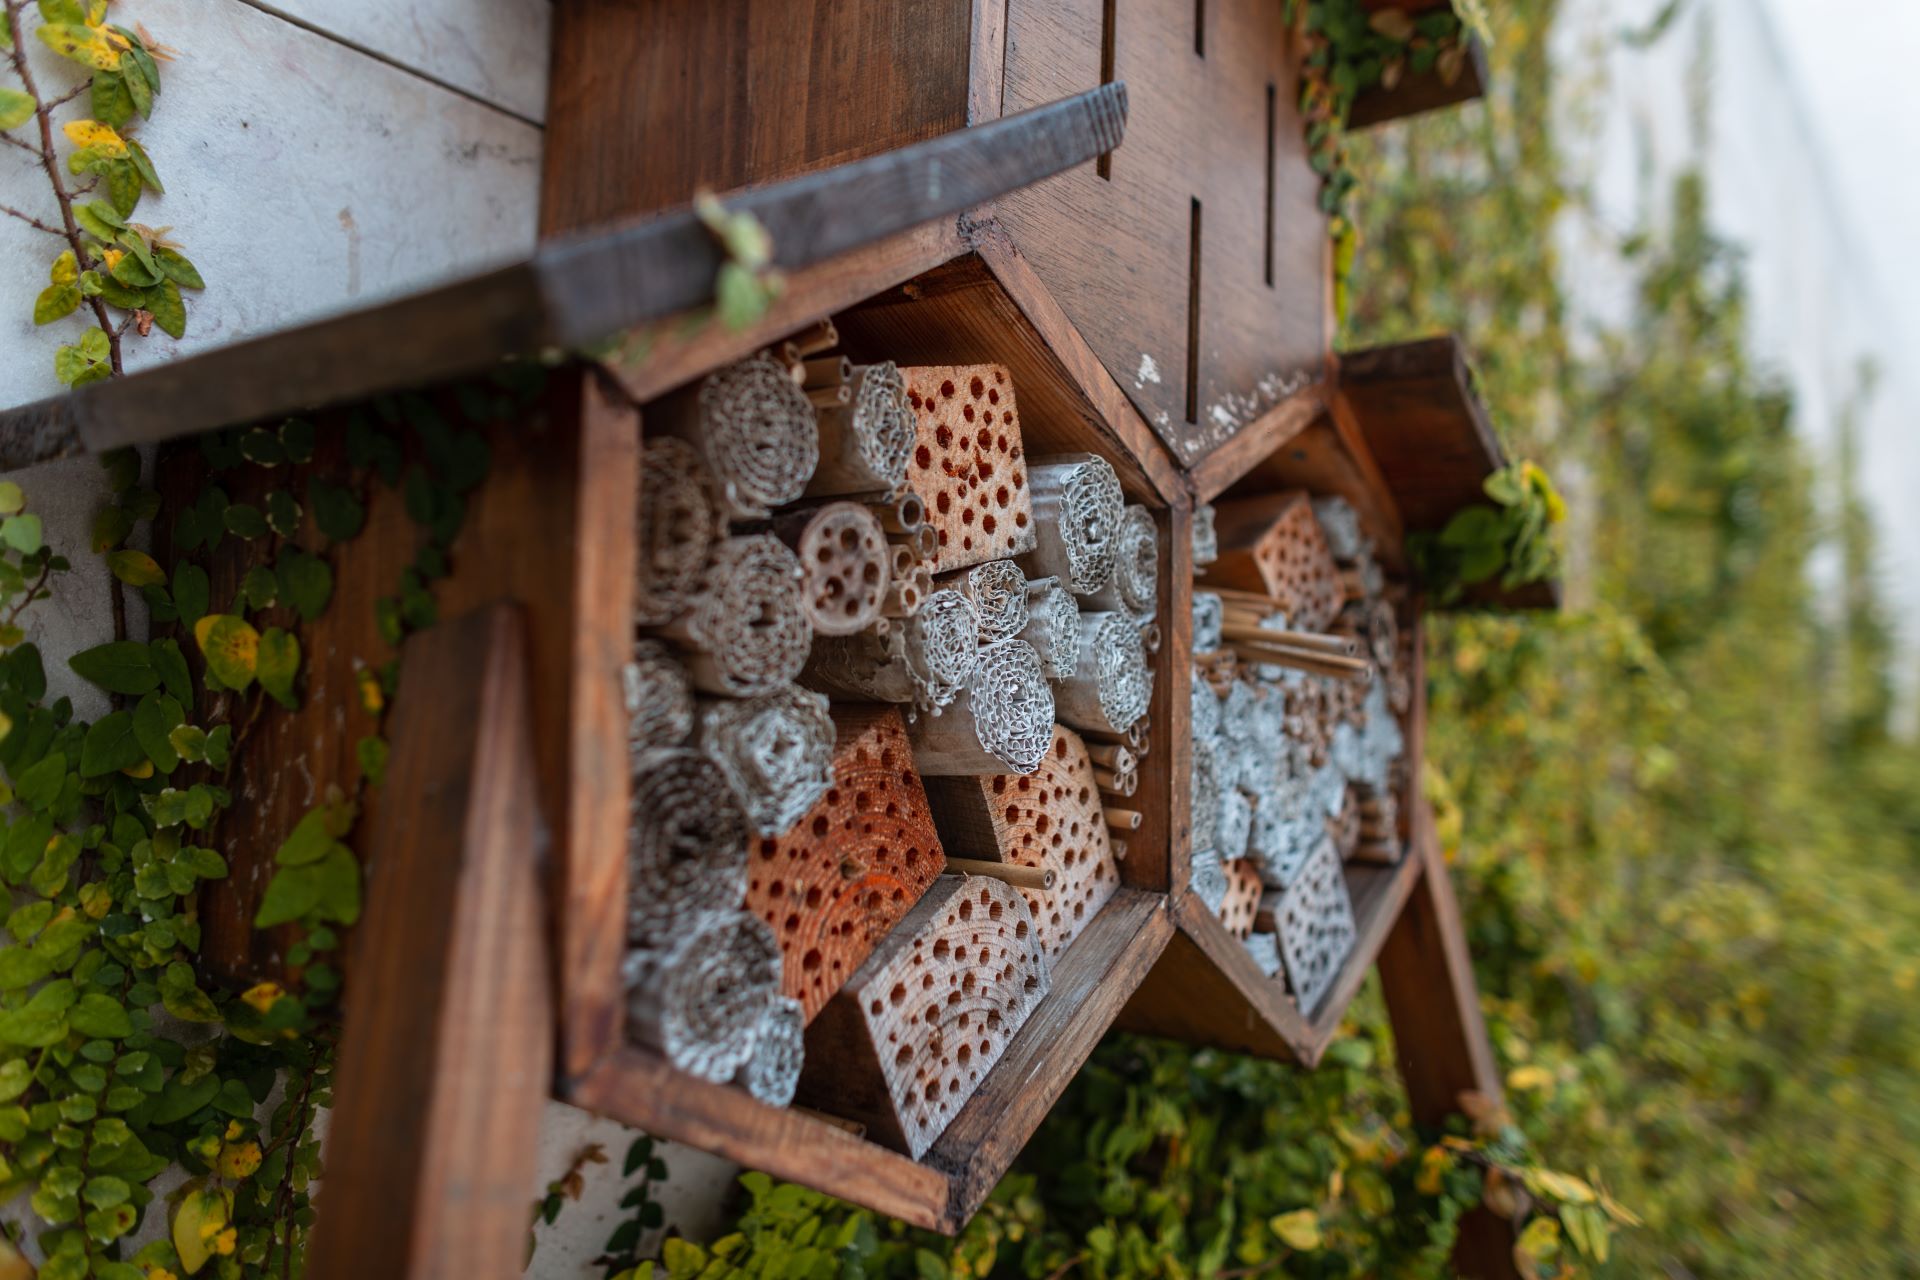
[1265,83,1277,287]
[1194,0,1206,56]
[1186,197,1202,425]
[1098,0,1118,180]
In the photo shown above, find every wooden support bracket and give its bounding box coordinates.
[307,605,552,1280]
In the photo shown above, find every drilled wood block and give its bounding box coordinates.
[1200,491,1343,632]
[1216,858,1263,939]
[902,365,1038,573]
[796,875,1050,1158]
[1274,840,1356,1017]
[921,726,1121,962]
[743,707,947,1024]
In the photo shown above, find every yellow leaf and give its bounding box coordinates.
[1416,1145,1453,1195]
[356,665,383,716]
[1525,1167,1597,1206]
[1269,1210,1322,1252]
[172,1187,230,1276]
[62,118,126,155]
[51,249,78,285]
[121,759,154,779]
[0,1237,32,1280]
[1506,1064,1554,1093]
[216,1140,262,1180]
[240,981,283,1014]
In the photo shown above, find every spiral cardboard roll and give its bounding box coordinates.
[943,558,1029,646]
[697,685,836,837]
[634,437,722,626]
[1191,845,1229,914]
[628,747,752,948]
[1019,577,1081,681]
[1018,454,1125,595]
[1310,495,1367,562]
[1192,591,1225,652]
[744,706,948,1023]
[806,361,916,497]
[1054,611,1152,736]
[908,640,1055,776]
[734,995,806,1106]
[1084,504,1159,620]
[625,639,694,752]
[1193,501,1220,566]
[657,535,812,697]
[652,351,819,520]
[624,910,782,1082]
[903,588,981,710]
[795,875,1051,1158]
[1190,736,1221,852]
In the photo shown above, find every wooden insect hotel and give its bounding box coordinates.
[0,2,1546,1276]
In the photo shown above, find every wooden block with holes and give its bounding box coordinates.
[1199,491,1344,632]
[902,365,1038,574]
[743,707,948,1023]
[1216,859,1263,939]
[795,875,1050,1158]
[920,726,1121,961]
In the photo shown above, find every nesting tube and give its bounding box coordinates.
[634,438,723,626]
[627,748,752,947]
[1085,504,1159,619]
[900,589,980,710]
[734,995,806,1106]
[1192,592,1225,652]
[625,639,694,752]
[1192,502,1220,566]
[1019,577,1081,681]
[909,639,1055,776]
[1054,611,1152,736]
[769,502,891,636]
[944,559,1029,646]
[1018,454,1125,595]
[657,535,812,696]
[805,362,916,498]
[624,911,781,1082]
[697,686,836,837]
[652,351,819,520]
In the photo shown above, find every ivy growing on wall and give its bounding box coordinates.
[2,0,203,387]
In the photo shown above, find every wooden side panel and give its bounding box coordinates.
[307,605,551,1280]
[158,366,638,1090]
[542,0,974,234]
[995,0,1327,465]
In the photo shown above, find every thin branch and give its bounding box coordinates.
[45,81,87,109]
[0,202,64,237]
[5,2,122,374]
[0,131,38,156]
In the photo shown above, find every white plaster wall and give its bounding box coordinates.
[1,3,742,1272]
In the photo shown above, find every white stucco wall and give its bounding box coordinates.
[2,3,740,1271]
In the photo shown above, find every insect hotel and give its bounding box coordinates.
[0,1,1548,1276]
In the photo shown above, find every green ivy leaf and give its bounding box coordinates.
[124,138,161,192]
[279,417,315,462]
[239,565,277,611]
[79,711,142,777]
[169,562,209,628]
[1,513,42,553]
[150,637,191,704]
[168,724,206,764]
[256,628,299,710]
[14,751,66,811]
[33,283,81,326]
[69,641,157,695]
[265,490,300,537]
[147,279,186,339]
[276,549,332,622]
[308,479,365,542]
[104,549,164,588]
[0,88,36,132]
[222,504,267,539]
[69,993,131,1039]
[91,504,134,553]
[132,692,183,775]
[192,616,257,692]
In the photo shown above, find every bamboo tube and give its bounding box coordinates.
[1084,741,1136,770]
[1226,640,1373,682]
[1221,625,1360,658]
[1092,765,1136,795]
[880,562,931,618]
[808,384,852,409]
[801,354,853,391]
[790,317,839,357]
[944,857,1055,890]
[1109,839,1129,861]
[879,490,926,534]
[1104,807,1143,832]
[1140,621,1163,654]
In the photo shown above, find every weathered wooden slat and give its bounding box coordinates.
[0,84,1129,469]
[306,605,550,1280]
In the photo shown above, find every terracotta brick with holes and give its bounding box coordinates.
[795,875,1050,1158]
[1217,858,1264,938]
[901,365,1038,573]
[1200,490,1344,631]
[742,707,947,1023]
[920,726,1121,960]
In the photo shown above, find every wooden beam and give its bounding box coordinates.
[306,605,551,1280]
[0,84,1130,468]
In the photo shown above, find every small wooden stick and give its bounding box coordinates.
[790,317,840,356]
[1109,838,1129,861]
[808,384,853,409]
[792,1106,866,1138]
[1104,807,1143,832]
[944,856,1055,890]
[1226,640,1372,681]
[1220,626,1359,658]
[801,354,853,390]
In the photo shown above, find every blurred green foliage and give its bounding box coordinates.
[608,0,1920,1275]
